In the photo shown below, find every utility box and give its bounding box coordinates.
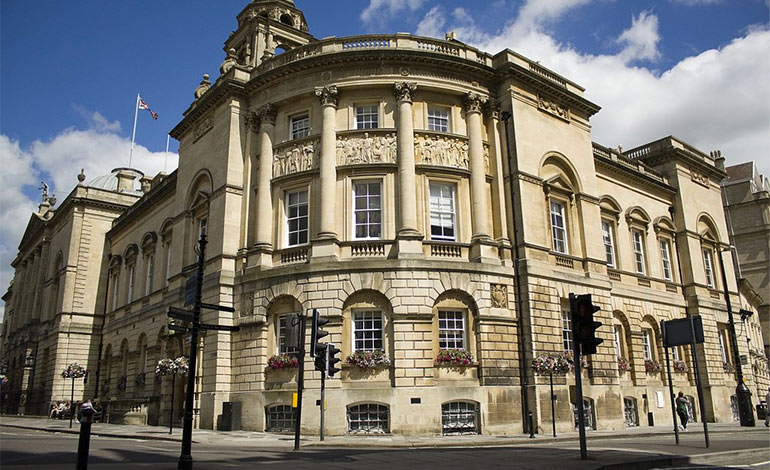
[756,403,767,421]
[219,402,242,431]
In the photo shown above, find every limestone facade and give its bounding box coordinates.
[3,0,766,434]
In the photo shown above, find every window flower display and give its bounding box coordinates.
[345,350,391,369]
[435,348,474,366]
[267,353,299,371]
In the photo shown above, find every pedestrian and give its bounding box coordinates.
[765,387,769,427]
[675,392,689,431]
[48,402,59,419]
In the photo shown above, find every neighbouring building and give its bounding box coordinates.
[2,0,767,435]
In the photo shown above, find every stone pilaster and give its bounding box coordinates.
[394,82,423,258]
[312,86,341,261]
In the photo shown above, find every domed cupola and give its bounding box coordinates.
[222,0,313,71]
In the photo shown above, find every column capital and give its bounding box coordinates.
[315,85,339,107]
[244,112,261,132]
[485,100,501,121]
[393,82,418,103]
[255,103,277,127]
[464,92,488,115]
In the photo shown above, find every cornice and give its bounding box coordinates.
[170,77,248,140]
[108,171,178,237]
[594,154,676,196]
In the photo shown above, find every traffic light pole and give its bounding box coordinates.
[294,312,307,451]
[572,336,587,460]
[661,323,680,446]
[320,366,326,442]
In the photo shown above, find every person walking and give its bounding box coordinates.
[675,392,689,431]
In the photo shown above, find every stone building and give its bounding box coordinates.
[3,0,766,434]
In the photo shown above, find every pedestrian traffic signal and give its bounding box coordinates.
[314,343,327,372]
[310,309,329,358]
[570,293,603,355]
[326,343,341,377]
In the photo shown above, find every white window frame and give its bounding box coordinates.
[438,310,466,350]
[614,325,623,358]
[127,263,136,303]
[718,330,728,363]
[642,329,652,360]
[290,114,310,140]
[601,219,616,268]
[354,104,379,130]
[703,249,715,288]
[352,310,384,352]
[632,229,646,275]
[550,200,568,254]
[352,181,382,240]
[660,239,673,281]
[562,308,573,352]
[427,106,450,132]
[144,254,154,297]
[164,241,172,287]
[672,346,680,362]
[111,272,120,310]
[286,189,309,246]
[429,182,457,241]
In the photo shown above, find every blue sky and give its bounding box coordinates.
[1,0,769,317]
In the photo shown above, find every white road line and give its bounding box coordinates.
[746,461,770,467]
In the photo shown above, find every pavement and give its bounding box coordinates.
[1,414,769,469]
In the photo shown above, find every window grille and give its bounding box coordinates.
[550,201,567,254]
[573,398,595,430]
[438,310,465,349]
[355,105,379,129]
[429,183,456,241]
[290,115,309,139]
[442,401,480,434]
[353,310,383,351]
[287,190,309,246]
[266,405,296,432]
[427,107,449,132]
[562,309,573,352]
[353,182,382,239]
[601,220,615,267]
[347,404,389,433]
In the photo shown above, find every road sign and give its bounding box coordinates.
[169,324,192,334]
[198,323,240,332]
[168,307,195,323]
[184,273,198,306]
[662,317,704,347]
[201,302,235,313]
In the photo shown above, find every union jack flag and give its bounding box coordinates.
[138,96,159,120]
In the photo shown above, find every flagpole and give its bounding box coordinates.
[164,134,170,173]
[129,93,140,168]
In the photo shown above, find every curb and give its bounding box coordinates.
[596,447,769,470]
[0,423,185,443]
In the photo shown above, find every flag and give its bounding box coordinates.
[138,96,159,120]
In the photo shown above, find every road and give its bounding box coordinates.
[1,428,767,470]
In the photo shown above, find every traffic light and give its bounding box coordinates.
[284,313,300,350]
[314,343,327,372]
[310,309,329,358]
[326,343,341,377]
[570,293,603,355]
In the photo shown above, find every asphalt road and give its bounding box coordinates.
[1,428,768,470]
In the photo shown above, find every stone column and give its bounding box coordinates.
[394,82,423,257]
[253,104,276,267]
[465,92,498,263]
[312,86,341,261]
[486,103,512,265]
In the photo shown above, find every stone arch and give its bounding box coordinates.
[539,152,582,194]
[140,231,158,253]
[696,213,721,242]
[653,215,676,234]
[279,13,294,27]
[432,289,479,359]
[341,289,394,359]
[625,206,651,228]
[265,295,303,356]
[185,169,213,213]
[599,195,622,217]
[123,244,139,260]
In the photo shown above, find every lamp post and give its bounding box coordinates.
[21,352,36,415]
[717,247,755,426]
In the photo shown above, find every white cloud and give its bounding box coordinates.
[0,111,178,320]
[416,5,445,37]
[616,11,661,63]
[669,0,722,5]
[415,0,770,180]
[361,0,426,26]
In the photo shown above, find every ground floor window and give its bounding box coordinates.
[266,404,295,432]
[347,403,389,434]
[623,397,638,427]
[686,396,697,422]
[730,395,739,421]
[441,401,480,435]
[573,398,596,430]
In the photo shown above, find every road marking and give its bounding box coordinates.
[746,461,770,467]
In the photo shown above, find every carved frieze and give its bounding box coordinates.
[537,94,570,122]
[337,133,396,165]
[273,139,319,178]
[393,82,418,102]
[690,167,709,187]
[194,115,213,141]
[490,284,508,308]
[415,134,469,169]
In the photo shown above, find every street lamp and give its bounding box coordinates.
[716,246,755,426]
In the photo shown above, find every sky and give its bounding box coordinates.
[1,0,769,319]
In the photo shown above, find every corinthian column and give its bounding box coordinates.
[315,85,339,240]
[254,104,276,266]
[394,82,423,257]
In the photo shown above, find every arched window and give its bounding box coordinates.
[265,404,295,432]
[623,397,638,427]
[573,397,596,430]
[441,401,480,434]
[141,232,157,297]
[279,14,294,27]
[625,207,651,275]
[347,403,389,433]
[433,290,477,360]
[342,290,393,361]
[599,197,622,269]
[267,296,302,355]
[541,154,581,256]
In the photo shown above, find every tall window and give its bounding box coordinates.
[642,329,652,360]
[601,220,616,267]
[290,114,309,139]
[632,230,646,274]
[427,106,450,132]
[671,346,680,361]
[127,264,136,303]
[353,182,382,239]
[197,217,208,239]
[703,249,715,288]
[550,200,567,254]
[355,105,379,129]
[718,330,728,363]
[276,315,298,354]
[286,189,308,246]
[429,183,456,241]
[660,239,673,281]
[111,273,120,310]
[561,309,573,352]
[438,310,466,349]
[614,325,623,357]
[164,242,172,287]
[353,310,384,352]
[144,254,154,296]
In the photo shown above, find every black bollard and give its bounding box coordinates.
[76,406,95,470]
[528,412,535,439]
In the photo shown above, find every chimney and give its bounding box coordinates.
[116,169,138,193]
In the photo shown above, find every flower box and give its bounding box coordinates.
[267,353,299,371]
[435,348,474,366]
[644,359,662,374]
[617,357,630,374]
[673,360,688,373]
[345,350,391,369]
